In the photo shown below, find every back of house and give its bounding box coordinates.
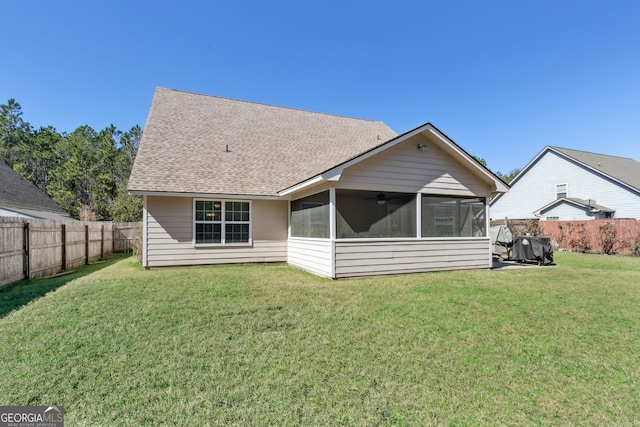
[129,88,508,278]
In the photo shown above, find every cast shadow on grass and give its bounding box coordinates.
[0,254,129,319]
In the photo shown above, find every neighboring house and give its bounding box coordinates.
[490,146,640,221]
[0,160,70,220]
[128,88,508,278]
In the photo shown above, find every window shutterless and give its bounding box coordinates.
[194,200,250,245]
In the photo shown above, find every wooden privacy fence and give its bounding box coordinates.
[0,217,141,287]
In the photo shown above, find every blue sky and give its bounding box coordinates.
[2,0,639,175]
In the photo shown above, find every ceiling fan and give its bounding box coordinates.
[364,192,393,205]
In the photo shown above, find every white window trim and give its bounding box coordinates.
[556,183,568,199]
[193,199,252,247]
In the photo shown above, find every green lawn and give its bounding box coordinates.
[1,253,639,426]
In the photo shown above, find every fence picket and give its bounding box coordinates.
[0,218,141,287]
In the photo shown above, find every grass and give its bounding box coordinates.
[0,252,639,425]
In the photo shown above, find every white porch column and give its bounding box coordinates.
[416,193,422,238]
[142,195,148,268]
[485,195,492,267]
[329,187,336,278]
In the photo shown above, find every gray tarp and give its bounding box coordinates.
[511,236,554,265]
[490,225,513,258]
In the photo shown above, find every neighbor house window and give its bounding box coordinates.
[556,183,567,199]
[546,216,559,221]
[336,190,416,238]
[194,200,250,245]
[290,191,330,238]
[421,196,486,237]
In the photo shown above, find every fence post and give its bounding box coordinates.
[23,222,30,280]
[101,223,105,259]
[85,224,89,265]
[61,223,67,270]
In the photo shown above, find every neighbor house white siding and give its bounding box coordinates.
[541,202,593,221]
[491,151,640,220]
[334,239,491,278]
[145,196,288,267]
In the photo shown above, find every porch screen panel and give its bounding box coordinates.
[421,196,486,237]
[336,190,416,238]
[290,191,330,238]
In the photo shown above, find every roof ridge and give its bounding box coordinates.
[550,145,636,161]
[158,87,392,126]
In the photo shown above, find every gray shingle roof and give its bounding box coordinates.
[551,146,640,192]
[536,197,615,214]
[128,88,397,196]
[0,161,69,217]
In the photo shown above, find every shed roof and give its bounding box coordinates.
[0,161,69,218]
[128,88,398,196]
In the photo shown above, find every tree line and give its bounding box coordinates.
[473,156,521,184]
[0,98,142,222]
[1,97,521,223]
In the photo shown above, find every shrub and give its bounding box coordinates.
[132,226,143,264]
[506,218,540,237]
[569,223,590,253]
[632,233,640,258]
[599,222,617,255]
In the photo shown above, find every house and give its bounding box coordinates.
[0,160,70,219]
[490,146,640,222]
[128,88,508,278]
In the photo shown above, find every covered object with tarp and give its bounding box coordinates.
[490,225,513,258]
[511,236,554,265]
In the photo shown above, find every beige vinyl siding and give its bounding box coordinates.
[335,136,489,197]
[334,239,491,278]
[287,238,332,278]
[145,196,287,267]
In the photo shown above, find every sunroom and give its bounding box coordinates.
[282,123,508,278]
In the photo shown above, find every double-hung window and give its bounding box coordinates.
[194,200,250,245]
[556,183,567,199]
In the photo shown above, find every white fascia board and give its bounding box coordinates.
[507,146,551,187]
[491,148,551,207]
[283,122,511,198]
[278,175,324,197]
[426,127,510,193]
[534,197,581,215]
[128,190,281,200]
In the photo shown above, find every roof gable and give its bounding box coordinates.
[550,146,640,191]
[280,123,509,196]
[0,161,68,217]
[129,88,397,196]
[491,145,640,206]
[535,197,614,215]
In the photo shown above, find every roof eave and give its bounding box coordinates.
[129,190,282,200]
